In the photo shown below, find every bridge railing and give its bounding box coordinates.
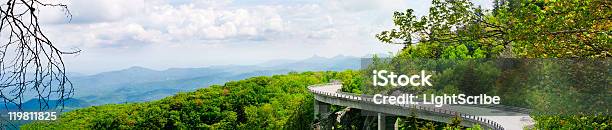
[455,104,531,115]
[308,83,505,130]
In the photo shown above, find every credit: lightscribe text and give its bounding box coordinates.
[371,70,501,107]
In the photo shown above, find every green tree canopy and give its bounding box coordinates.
[377,0,610,58]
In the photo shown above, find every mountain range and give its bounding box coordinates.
[70,55,361,105]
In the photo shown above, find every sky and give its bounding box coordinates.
[37,0,494,74]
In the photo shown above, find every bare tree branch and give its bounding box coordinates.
[0,0,77,127]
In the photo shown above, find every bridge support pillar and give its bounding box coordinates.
[314,100,330,120]
[375,113,399,130]
[377,113,385,130]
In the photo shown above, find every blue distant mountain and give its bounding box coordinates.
[70,55,361,105]
[0,98,88,112]
[272,55,361,71]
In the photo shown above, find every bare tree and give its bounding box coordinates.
[0,0,77,121]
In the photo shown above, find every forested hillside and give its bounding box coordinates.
[372,0,610,129]
[22,71,361,129]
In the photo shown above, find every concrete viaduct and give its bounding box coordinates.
[309,83,535,130]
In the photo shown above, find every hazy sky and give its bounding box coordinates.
[38,0,493,74]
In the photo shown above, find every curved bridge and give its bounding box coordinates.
[309,83,535,130]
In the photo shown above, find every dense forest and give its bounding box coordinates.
[22,71,363,129]
[22,70,480,129]
[371,0,610,129]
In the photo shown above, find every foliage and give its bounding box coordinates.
[531,115,610,129]
[22,71,352,129]
[377,0,506,59]
[495,0,611,58]
[396,112,482,130]
[375,0,611,129]
[377,0,610,58]
[397,112,442,130]
[338,70,365,94]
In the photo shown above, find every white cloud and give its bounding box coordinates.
[43,1,290,48]
[148,4,285,40]
[41,0,405,73]
[65,0,146,23]
[326,0,410,12]
[38,0,494,73]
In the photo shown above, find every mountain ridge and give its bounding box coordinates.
[70,55,362,105]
